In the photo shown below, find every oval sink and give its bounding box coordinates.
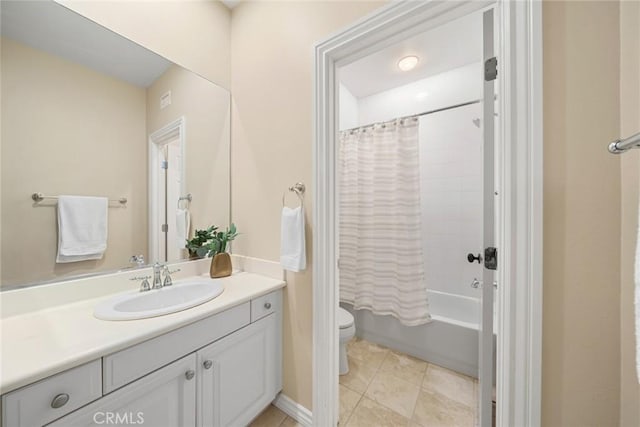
[94,278,224,321]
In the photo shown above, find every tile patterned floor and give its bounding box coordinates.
[249,404,302,427]
[339,338,478,427]
[249,337,478,427]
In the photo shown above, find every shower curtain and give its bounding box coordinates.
[339,118,430,326]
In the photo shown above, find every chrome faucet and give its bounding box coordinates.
[152,262,164,289]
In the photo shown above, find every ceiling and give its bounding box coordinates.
[339,12,483,99]
[0,1,171,88]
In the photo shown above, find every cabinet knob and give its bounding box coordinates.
[51,393,69,409]
[264,302,272,309]
[203,360,213,369]
[185,370,195,380]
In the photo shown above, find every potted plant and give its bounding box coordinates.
[186,226,218,259]
[206,223,238,278]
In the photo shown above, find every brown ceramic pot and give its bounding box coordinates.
[210,252,232,278]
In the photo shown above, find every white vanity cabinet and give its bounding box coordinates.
[198,313,281,427]
[1,289,283,427]
[49,354,197,427]
[1,360,102,427]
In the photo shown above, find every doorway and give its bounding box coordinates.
[312,1,542,426]
[149,117,187,263]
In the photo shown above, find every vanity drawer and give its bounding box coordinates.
[103,302,250,394]
[251,290,282,323]
[1,359,102,427]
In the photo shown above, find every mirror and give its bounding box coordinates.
[0,1,231,288]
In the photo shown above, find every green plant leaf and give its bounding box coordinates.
[195,246,208,257]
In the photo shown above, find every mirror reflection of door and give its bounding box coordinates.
[158,141,183,262]
[151,125,185,264]
[148,115,189,265]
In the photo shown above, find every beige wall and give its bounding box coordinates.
[146,65,231,240]
[233,0,635,420]
[230,0,385,409]
[1,37,148,286]
[2,0,635,420]
[56,0,231,90]
[619,0,640,425]
[542,1,622,426]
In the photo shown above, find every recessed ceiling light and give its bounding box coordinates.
[398,55,419,72]
[416,92,429,99]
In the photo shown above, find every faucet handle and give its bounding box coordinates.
[163,275,173,287]
[130,275,152,292]
[139,278,151,292]
[162,267,180,287]
[165,267,181,275]
[129,275,151,281]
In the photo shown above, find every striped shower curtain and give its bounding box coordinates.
[339,118,431,326]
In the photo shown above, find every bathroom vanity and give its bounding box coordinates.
[0,267,284,427]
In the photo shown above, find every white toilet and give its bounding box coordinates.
[338,307,356,375]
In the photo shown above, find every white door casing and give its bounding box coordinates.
[313,1,543,426]
[479,8,496,426]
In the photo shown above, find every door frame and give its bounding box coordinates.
[312,1,543,426]
[148,116,187,263]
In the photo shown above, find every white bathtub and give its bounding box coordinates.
[342,290,491,378]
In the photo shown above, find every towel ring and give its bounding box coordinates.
[177,193,192,209]
[282,182,305,207]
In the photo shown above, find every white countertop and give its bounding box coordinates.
[0,271,285,395]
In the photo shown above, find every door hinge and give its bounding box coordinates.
[484,57,497,81]
[161,224,168,232]
[161,160,168,170]
[484,247,497,270]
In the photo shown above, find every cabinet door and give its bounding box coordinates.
[49,354,197,427]
[198,314,281,427]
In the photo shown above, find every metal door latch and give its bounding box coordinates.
[485,57,498,81]
[484,247,497,270]
[470,278,498,289]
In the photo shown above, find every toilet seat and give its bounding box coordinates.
[338,307,354,329]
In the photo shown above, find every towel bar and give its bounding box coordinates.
[608,131,640,154]
[31,192,127,205]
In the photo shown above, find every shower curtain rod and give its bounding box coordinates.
[341,98,482,133]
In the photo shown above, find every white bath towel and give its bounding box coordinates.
[280,206,306,272]
[635,197,640,383]
[56,195,108,263]
[176,208,190,249]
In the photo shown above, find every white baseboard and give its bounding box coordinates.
[273,393,313,427]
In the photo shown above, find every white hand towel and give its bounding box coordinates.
[176,208,190,249]
[56,195,108,263]
[281,206,306,272]
[635,198,640,383]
